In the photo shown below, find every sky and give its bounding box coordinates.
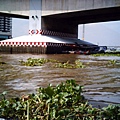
[78,21,120,46]
[12,18,120,46]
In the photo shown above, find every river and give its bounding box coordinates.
[0,54,120,108]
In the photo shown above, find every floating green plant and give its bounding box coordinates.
[107,60,120,66]
[19,58,48,66]
[92,53,120,57]
[108,60,117,65]
[54,60,85,69]
[0,79,120,120]
[54,61,74,68]
[19,58,85,69]
[19,58,60,66]
[75,59,85,68]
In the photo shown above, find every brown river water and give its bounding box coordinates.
[0,54,120,107]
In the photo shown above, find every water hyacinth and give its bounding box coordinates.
[19,58,48,66]
[0,79,120,120]
[54,60,85,69]
[19,58,85,68]
[92,53,120,57]
[75,59,85,68]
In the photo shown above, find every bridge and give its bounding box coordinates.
[0,0,120,37]
[0,0,120,54]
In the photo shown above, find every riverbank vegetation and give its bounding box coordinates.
[0,79,120,120]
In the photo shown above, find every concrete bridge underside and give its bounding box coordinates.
[0,0,120,37]
[42,6,120,35]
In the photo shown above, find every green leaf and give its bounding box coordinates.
[45,86,54,98]
[58,109,70,116]
[2,91,7,95]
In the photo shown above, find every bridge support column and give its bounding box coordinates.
[29,0,78,38]
[29,0,42,34]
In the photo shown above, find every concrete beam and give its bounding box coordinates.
[41,6,120,37]
[42,0,120,16]
[0,0,29,17]
[0,0,120,17]
[43,6,120,24]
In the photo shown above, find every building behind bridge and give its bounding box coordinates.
[0,16,12,40]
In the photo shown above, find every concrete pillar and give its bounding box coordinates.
[29,0,42,34]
